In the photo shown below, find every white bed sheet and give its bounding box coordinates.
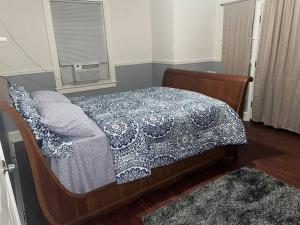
[49,119,116,194]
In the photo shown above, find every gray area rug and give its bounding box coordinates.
[143,167,300,225]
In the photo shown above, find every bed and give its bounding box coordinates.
[0,69,252,225]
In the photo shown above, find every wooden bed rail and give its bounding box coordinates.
[0,69,252,225]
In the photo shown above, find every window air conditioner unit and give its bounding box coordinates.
[73,63,101,83]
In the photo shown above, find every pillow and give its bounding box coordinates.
[9,84,74,158]
[31,90,71,104]
[38,103,95,137]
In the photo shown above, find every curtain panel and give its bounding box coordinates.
[222,0,256,75]
[252,0,300,133]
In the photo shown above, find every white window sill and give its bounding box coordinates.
[56,80,117,94]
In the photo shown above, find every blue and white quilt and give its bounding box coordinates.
[72,87,247,184]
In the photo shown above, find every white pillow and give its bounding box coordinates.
[31,90,71,104]
[38,103,95,137]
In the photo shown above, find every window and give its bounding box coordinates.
[44,0,116,93]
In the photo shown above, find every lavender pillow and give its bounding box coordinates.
[31,90,71,104]
[38,103,95,137]
[9,84,73,158]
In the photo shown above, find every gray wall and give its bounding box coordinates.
[153,61,222,86]
[1,61,221,133]
[2,63,153,132]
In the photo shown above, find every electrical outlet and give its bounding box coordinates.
[0,36,8,42]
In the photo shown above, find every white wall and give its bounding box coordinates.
[174,0,218,63]
[152,0,244,64]
[151,0,175,63]
[108,0,152,65]
[0,0,232,75]
[151,0,220,64]
[0,0,53,75]
[0,0,153,75]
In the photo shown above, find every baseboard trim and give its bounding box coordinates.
[1,69,54,77]
[243,112,251,122]
[2,60,222,77]
[114,60,153,66]
[152,59,221,65]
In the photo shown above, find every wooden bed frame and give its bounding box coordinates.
[0,69,252,225]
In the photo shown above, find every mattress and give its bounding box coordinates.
[49,118,116,194]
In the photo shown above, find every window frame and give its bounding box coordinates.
[43,0,116,94]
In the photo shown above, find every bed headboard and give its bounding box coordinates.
[163,68,253,118]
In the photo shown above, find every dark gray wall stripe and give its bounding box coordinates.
[152,61,222,86]
[211,61,223,73]
[65,63,153,97]
[1,61,220,133]
[2,63,154,132]
[152,63,174,86]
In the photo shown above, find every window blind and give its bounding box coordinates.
[50,0,108,66]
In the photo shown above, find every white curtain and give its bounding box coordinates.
[222,0,256,75]
[252,0,300,133]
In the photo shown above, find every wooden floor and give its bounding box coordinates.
[16,122,300,225]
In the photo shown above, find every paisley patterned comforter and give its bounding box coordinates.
[72,87,247,184]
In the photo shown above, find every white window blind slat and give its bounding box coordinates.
[50,0,108,66]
